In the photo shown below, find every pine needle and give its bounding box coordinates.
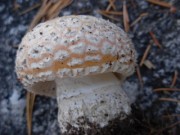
[149,31,162,49]
[123,0,130,32]
[20,3,41,15]
[46,0,73,20]
[13,0,21,11]
[106,0,116,11]
[28,0,52,31]
[147,0,172,8]
[136,65,144,88]
[26,92,36,135]
[26,0,72,135]
[98,10,120,21]
[130,13,148,27]
[153,88,180,92]
[170,70,178,87]
[161,121,180,130]
[143,60,156,69]
[140,44,151,66]
[99,10,123,16]
[162,114,180,119]
[159,98,180,103]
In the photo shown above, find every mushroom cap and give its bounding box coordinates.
[15,15,136,96]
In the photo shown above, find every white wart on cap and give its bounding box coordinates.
[15,15,136,97]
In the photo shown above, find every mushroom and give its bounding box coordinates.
[15,15,136,134]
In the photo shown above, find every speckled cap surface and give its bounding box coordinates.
[15,15,136,95]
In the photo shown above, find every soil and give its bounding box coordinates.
[0,0,180,135]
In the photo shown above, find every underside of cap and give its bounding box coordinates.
[15,15,136,93]
[26,81,56,97]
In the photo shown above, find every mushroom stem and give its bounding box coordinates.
[55,73,131,134]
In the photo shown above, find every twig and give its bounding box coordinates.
[20,3,41,15]
[123,0,130,32]
[159,98,180,103]
[140,44,151,66]
[149,31,162,49]
[154,88,180,92]
[170,70,178,87]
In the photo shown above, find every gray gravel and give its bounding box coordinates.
[0,0,180,135]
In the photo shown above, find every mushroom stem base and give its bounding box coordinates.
[55,73,131,134]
